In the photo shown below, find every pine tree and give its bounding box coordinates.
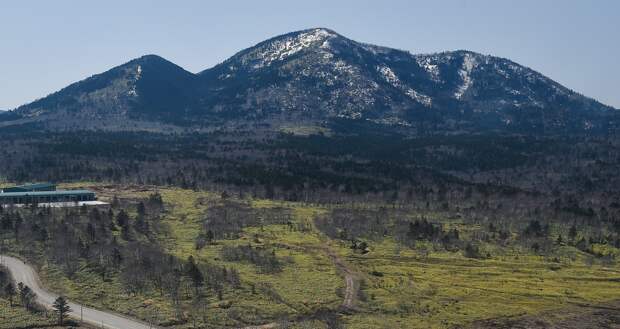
[4,282,16,306]
[18,283,35,309]
[53,296,72,325]
[137,201,146,217]
[116,210,130,228]
[111,195,120,208]
[185,256,204,293]
[205,230,215,244]
[569,224,578,241]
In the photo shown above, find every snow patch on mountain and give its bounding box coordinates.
[454,53,477,99]
[415,56,441,82]
[361,43,394,56]
[406,89,432,106]
[127,65,142,97]
[368,116,413,126]
[250,28,337,69]
[377,65,432,106]
[333,60,356,75]
[377,66,399,85]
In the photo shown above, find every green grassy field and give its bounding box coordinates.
[3,183,619,328]
[340,240,620,328]
[0,298,91,329]
[38,184,343,327]
[0,298,55,329]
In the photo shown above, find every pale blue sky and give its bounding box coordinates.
[1,0,618,109]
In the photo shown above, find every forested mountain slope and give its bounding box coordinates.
[2,28,617,134]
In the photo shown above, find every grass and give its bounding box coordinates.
[0,298,55,329]
[38,263,178,325]
[5,182,620,328]
[51,184,342,327]
[151,188,342,323]
[340,237,620,328]
[0,298,91,328]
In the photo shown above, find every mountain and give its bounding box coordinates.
[3,28,618,134]
[1,55,197,130]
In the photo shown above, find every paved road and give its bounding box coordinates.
[0,255,157,329]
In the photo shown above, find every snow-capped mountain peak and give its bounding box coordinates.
[235,28,340,69]
[7,28,618,134]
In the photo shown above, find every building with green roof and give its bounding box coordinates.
[0,184,97,205]
[1,183,57,193]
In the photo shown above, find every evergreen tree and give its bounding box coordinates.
[137,202,146,219]
[569,224,578,241]
[4,282,16,306]
[185,256,204,293]
[18,283,35,309]
[53,296,72,325]
[116,210,130,228]
[205,230,215,244]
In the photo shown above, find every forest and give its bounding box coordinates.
[0,121,619,328]
[0,181,619,328]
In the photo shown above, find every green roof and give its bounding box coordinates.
[14,183,56,189]
[0,189,94,197]
[2,183,56,192]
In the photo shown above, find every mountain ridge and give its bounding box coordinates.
[3,28,618,134]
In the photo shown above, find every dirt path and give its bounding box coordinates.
[325,246,359,311]
[238,244,360,328]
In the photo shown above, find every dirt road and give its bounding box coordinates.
[1,255,158,329]
[238,245,359,328]
[325,246,359,310]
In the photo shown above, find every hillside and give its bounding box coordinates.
[2,28,617,134]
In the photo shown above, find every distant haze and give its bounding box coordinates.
[1,0,619,110]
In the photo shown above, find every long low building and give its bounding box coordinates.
[0,189,97,205]
[2,183,57,193]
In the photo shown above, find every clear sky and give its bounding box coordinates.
[1,0,618,110]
